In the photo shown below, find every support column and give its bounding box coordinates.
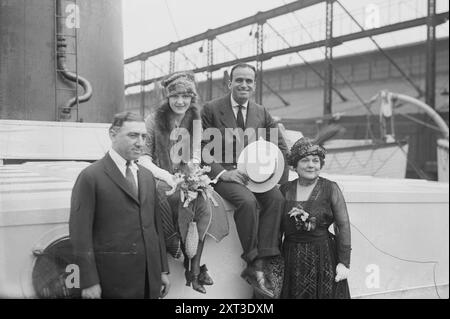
[206,38,214,101]
[323,0,334,117]
[256,22,265,105]
[140,60,146,117]
[422,0,438,179]
[425,0,436,109]
[169,50,175,74]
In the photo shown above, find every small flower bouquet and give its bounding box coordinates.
[166,161,218,259]
[167,161,217,208]
[288,203,317,232]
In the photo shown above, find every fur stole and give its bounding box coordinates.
[150,102,200,173]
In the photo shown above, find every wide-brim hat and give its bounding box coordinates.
[237,138,285,193]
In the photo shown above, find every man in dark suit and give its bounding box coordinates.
[201,63,288,298]
[69,112,170,299]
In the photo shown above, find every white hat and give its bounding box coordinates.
[237,138,285,193]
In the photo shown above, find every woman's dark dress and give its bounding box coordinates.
[144,105,228,258]
[278,177,351,299]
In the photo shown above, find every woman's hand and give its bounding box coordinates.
[165,173,178,189]
[335,263,350,282]
[164,173,180,195]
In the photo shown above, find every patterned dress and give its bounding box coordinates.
[278,177,351,299]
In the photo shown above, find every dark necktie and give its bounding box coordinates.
[236,105,245,130]
[126,161,138,197]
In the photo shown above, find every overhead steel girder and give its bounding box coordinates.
[125,0,325,64]
[124,12,449,89]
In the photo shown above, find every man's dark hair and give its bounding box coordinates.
[109,112,144,131]
[229,63,257,81]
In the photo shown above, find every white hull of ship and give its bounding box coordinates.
[1,162,448,299]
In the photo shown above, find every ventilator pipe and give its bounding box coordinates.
[56,0,93,114]
[57,52,93,112]
[383,91,449,140]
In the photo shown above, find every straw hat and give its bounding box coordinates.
[237,138,285,193]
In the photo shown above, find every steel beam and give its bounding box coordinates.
[125,0,325,64]
[169,51,175,74]
[323,0,334,116]
[426,0,437,108]
[256,23,264,105]
[207,39,214,101]
[125,12,449,89]
[140,60,146,117]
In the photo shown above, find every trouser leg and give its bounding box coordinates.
[214,181,259,263]
[254,187,284,259]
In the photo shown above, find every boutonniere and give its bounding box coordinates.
[288,204,317,231]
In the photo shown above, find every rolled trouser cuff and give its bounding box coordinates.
[242,248,259,264]
[242,247,281,264]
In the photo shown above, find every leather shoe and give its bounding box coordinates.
[185,271,206,294]
[240,267,274,298]
[199,264,214,286]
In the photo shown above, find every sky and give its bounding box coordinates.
[123,0,298,58]
[122,0,449,87]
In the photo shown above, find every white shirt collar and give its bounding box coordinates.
[109,148,139,173]
[230,94,249,108]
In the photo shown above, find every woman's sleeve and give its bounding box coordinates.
[330,182,352,268]
[140,114,172,181]
[192,118,202,163]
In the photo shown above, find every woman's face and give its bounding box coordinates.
[168,93,192,115]
[296,155,321,180]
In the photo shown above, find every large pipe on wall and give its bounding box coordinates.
[56,0,92,116]
[0,0,124,122]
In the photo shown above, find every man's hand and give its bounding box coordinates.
[335,263,350,282]
[81,284,102,299]
[160,273,170,298]
[219,169,249,185]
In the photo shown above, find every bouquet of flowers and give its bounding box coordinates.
[167,161,217,207]
[166,161,218,258]
[288,203,317,232]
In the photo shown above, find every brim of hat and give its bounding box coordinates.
[237,141,285,193]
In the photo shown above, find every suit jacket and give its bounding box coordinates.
[201,93,289,183]
[69,153,169,299]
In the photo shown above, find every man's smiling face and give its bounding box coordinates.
[229,66,256,104]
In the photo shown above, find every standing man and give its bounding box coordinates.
[201,63,288,298]
[69,112,170,299]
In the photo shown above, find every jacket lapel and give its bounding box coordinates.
[103,153,140,205]
[245,100,260,130]
[219,94,237,129]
